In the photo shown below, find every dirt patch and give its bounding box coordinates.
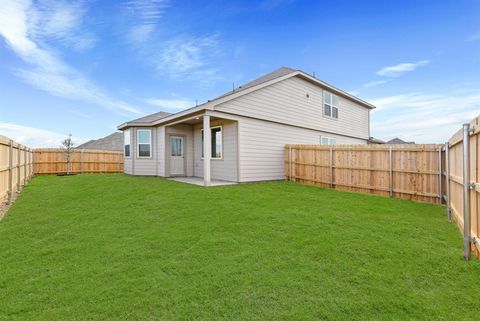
[0,191,20,220]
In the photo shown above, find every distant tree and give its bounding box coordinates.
[61,134,75,175]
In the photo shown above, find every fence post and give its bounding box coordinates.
[288,145,292,181]
[445,142,451,221]
[117,152,120,173]
[388,146,393,197]
[81,149,84,174]
[438,146,442,204]
[462,123,472,260]
[31,149,34,177]
[329,146,334,188]
[17,144,21,192]
[23,149,25,181]
[7,140,13,204]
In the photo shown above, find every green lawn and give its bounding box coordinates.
[0,175,479,321]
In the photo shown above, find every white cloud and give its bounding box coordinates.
[363,79,391,88]
[123,0,168,43]
[0,1,142,115]
[0,123,88,148]
[145,98,195,111]
[155,35,220,79]
[369,90,480,143]
[29,0,97,51]
[376,60,429,77]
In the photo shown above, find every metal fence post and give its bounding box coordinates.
[329,146,334,188]
[462,123,472,260]
[7,140,13,204]
[445,142,451,221]
[388,146,393,197]
[438,146,442,204]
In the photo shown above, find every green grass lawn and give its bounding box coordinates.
[0,174,479,321]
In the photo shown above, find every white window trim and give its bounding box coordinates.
[137,129,152,158]
[124,129,131,158]
[320,136,336,145]
[323,91,339,120]
[201,125,223,160]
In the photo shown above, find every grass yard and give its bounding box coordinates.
[0,174,479,321]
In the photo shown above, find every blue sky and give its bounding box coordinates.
[0,0,479,147]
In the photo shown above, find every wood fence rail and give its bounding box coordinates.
[286,144,444,204]
[0,135,34,204]
[33,149,123,175]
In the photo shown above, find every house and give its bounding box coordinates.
[117,67,375,185]
[386,137,415,144]
[76,132,123,151]
[368,137,386,144]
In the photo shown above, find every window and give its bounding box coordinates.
[124,129,131,157]
[323,91,338,119]
[137,129,151,157]
[320,136,336,145]
[201,126,223,159]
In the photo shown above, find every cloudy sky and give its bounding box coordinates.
[0,0,479,147]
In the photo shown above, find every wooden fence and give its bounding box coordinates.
[0,135,34,204]
[446,116,480,259]
[34,149,124,175]
[286,144,444,204]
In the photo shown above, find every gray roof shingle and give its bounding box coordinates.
[76,132,124,151]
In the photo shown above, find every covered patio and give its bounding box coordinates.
[168,177,237,187]
[163,111,239,186]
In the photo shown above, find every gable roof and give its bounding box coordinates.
[76,132,123,151]
[387,137,415,144]
[118,67,375,130]
[122,111,172,127]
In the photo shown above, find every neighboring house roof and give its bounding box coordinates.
[76,132,123,151]
[387,138,415,144]
[118,66,376,130]
[368,137,386,144]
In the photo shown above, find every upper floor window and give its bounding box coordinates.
[124,129,131,157]
[323,91,338,119]
[321,136,336,145]
[201,126,223,159]
[137,129,151,158]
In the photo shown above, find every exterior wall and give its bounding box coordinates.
[164,124,194,177]
[193,119,238,182]
[215,76,370,140]
[127,127,158,176]
[124,130,133,175]
[237,116,365,182]
[157,126,165,176]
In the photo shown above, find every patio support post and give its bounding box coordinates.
[462,123,472,260]
[445,142,451,221]
[203,115,211,186]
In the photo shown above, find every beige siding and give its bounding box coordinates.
[130,127,157,176]
[157,126,165,176]
[193,119,238,182]
[215,76,370,140]
[234,115,365,182]
[165,124,194,177]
